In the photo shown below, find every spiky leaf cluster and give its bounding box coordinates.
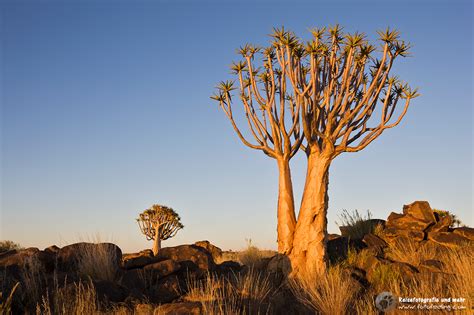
[137,204,184,241]
[211,25,419,156]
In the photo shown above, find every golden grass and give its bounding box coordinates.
[0,282,19,314]
[36,281,99,315]
[76,243,118,282]
[289,265,357,315]
[184,268,274,314]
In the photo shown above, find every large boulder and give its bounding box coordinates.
[157,245,216,271]
[427,231,472,247]
[426,215,452,233]
[453,227,474,241]
[362,234,387,249]
[122,249,162,270]
[327,236,350,263]
[149,274,183,303]
[0,247,55,277]
[57,242,122,273]
[194,240,223,261]
[93,280,129,303]
[378,228,425,247]
[143,259,181,278]
[266,254,291,276]
[385,201,436,232]
[402,201,436,223]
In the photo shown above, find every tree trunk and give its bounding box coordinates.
[152,225,161,256]
[290,152,331,278]
[276,158,297,254]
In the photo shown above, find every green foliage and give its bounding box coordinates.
[433,209,463,227]
[136,204,184,241]
[0,240,22,253]
[336,209,382,240]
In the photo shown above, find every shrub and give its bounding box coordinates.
[0,240,22,253]
[336,209,381,240]
[433,209,463,227]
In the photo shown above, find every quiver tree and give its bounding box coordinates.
[213,25,418,278]
[211,43,304,254]
[137,204,184,255]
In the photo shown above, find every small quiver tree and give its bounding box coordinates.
[137,204,184,256]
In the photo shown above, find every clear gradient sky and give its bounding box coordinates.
[1,0,472,252]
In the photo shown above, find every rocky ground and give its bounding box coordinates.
[1,201,473,314]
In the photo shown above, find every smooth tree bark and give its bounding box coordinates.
[213,26,418,277]
[211,46,303,254]
[271,26,419,277]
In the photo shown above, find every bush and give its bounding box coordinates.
[0,240,22,253]
[433,209,463,227]
[336,209,382,240]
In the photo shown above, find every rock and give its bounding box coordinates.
[93,280,128,303]
[426,215,452,233]
[44,245,60,255]
[122,249,160,270]
[150,274,182,303]
[328,233,342,241]
[386,212,433,232]
[379,228,425,246]
[453,227,474,241]
[0,247,55,277]
[143,259,181,278]
[402,201,436,224]
[339,226,351,237]
[266,254,291,276]
[362,234,387,249]
[157,302,202,315]
[57,242,122,273]
[327,236,350,264]
[194,240,223,261]
[217,260,242,274]
[157,245,216,271]
[121,269,147,292]
[428,232,471,247]
[418,260,445,273]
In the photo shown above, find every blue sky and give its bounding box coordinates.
[1,0,472,252]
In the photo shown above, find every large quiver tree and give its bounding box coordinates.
[137,204,184,256]
[269,26,419,277]
[211,44,304,254]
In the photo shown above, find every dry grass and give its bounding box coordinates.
[289,265,357,315]
[76,243,118,282]
[184,268,274,314]
[36,280,99,315]
[337,209,381,240]
[0,282,20,314]
[20,255,46,308]
[385,239,439,267]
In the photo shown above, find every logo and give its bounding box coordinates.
[376,292,397,312]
